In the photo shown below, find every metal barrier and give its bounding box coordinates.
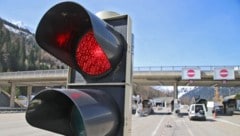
[0,107,26,113]
[0,69,68,80]
[0,66,240,79]
[134,66,240,72]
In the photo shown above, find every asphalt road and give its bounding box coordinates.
[0,113,61,136]
[132,110,240,136]
[1,111,240,136]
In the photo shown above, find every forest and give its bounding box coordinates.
[0,18,65,72]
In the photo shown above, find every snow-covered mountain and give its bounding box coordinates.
[0,17,33,36]
[153,86,195,98]
[0,16,66,72]
[10,20,35,33]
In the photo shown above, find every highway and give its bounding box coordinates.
[0,113,61,136]
[1,110,240,136]
[132,113,240,136]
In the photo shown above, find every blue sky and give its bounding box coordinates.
[0,0,240,67]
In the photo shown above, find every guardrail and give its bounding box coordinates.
[134,66,240,72]
[0,69,68,80]
[0,107,26,113]
[0,66,240,78]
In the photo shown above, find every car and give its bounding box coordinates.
[188,104,207,121]
[212,105,224,115]
[142,99,154,115]
[18,95,27,100]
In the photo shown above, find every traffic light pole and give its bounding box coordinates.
[123,15,133,136]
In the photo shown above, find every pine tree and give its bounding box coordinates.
[0,20,3,28]
[18,39,26,70]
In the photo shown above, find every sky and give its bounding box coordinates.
[0,0,240,67]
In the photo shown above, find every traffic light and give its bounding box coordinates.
[25,1,132,136]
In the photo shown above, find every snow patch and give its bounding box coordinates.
[4,24,28,35]
[3,24,34,40]
[153,86,195,98]
[11,20,35,33]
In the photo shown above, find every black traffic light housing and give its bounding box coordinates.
[26,1,133,136]
[26,89,120,136]
[35,2,124,79]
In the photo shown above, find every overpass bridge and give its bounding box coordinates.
[1,66,240,107]
[134,66,240,87]
[0,69,68,87]
[1,66,240,87]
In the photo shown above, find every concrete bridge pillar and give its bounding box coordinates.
[173,82,180,113]
[27,86,32,104]
[10,82,16,108]
[173,82,178,99]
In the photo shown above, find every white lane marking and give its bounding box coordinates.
[217,118,240,127]
[151,116,166,136]
[183,118,194,136]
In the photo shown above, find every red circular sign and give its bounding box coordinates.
[220,69,228,77]
[187,69,195,77]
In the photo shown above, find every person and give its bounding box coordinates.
[135,98,143,116]
[212,109,215,114]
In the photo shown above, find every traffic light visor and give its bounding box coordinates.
[26,89,120,136]
[35,2,124,78]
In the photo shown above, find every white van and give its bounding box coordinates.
[188,104,207,121]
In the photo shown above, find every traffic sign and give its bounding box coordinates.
[214,67,235,80]
[187,69,195,77]
[220,69,228,78]
[182,67,201,80]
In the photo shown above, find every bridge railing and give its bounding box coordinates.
[134,66,240,72]
[0,69,68,79]
[0,66,240,79]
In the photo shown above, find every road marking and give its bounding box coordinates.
[151,115,166,136]
[183,118,194,136]
[217,118,240,127]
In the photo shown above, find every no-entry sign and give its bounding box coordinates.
[182,68,201,80]
[220,69,228,78]
[214,67,235,80]
[187,69,195,77]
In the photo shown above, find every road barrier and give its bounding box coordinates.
[0,107,26,113]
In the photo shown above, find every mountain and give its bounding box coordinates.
[180,87,240,104]
[10,20,34,33]
[0,17,66,72]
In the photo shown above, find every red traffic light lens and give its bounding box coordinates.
[56,32,71,47]
[75,30,111,76]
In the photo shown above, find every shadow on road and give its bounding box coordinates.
[176,112,188,118]
[151,112,172,115]
[206,118,216,122]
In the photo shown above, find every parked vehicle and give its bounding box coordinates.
[142,99,154,115]
[223,98,236,115]
[152,97,173,114]
[212,105,224,115]
[188,104,206,121]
